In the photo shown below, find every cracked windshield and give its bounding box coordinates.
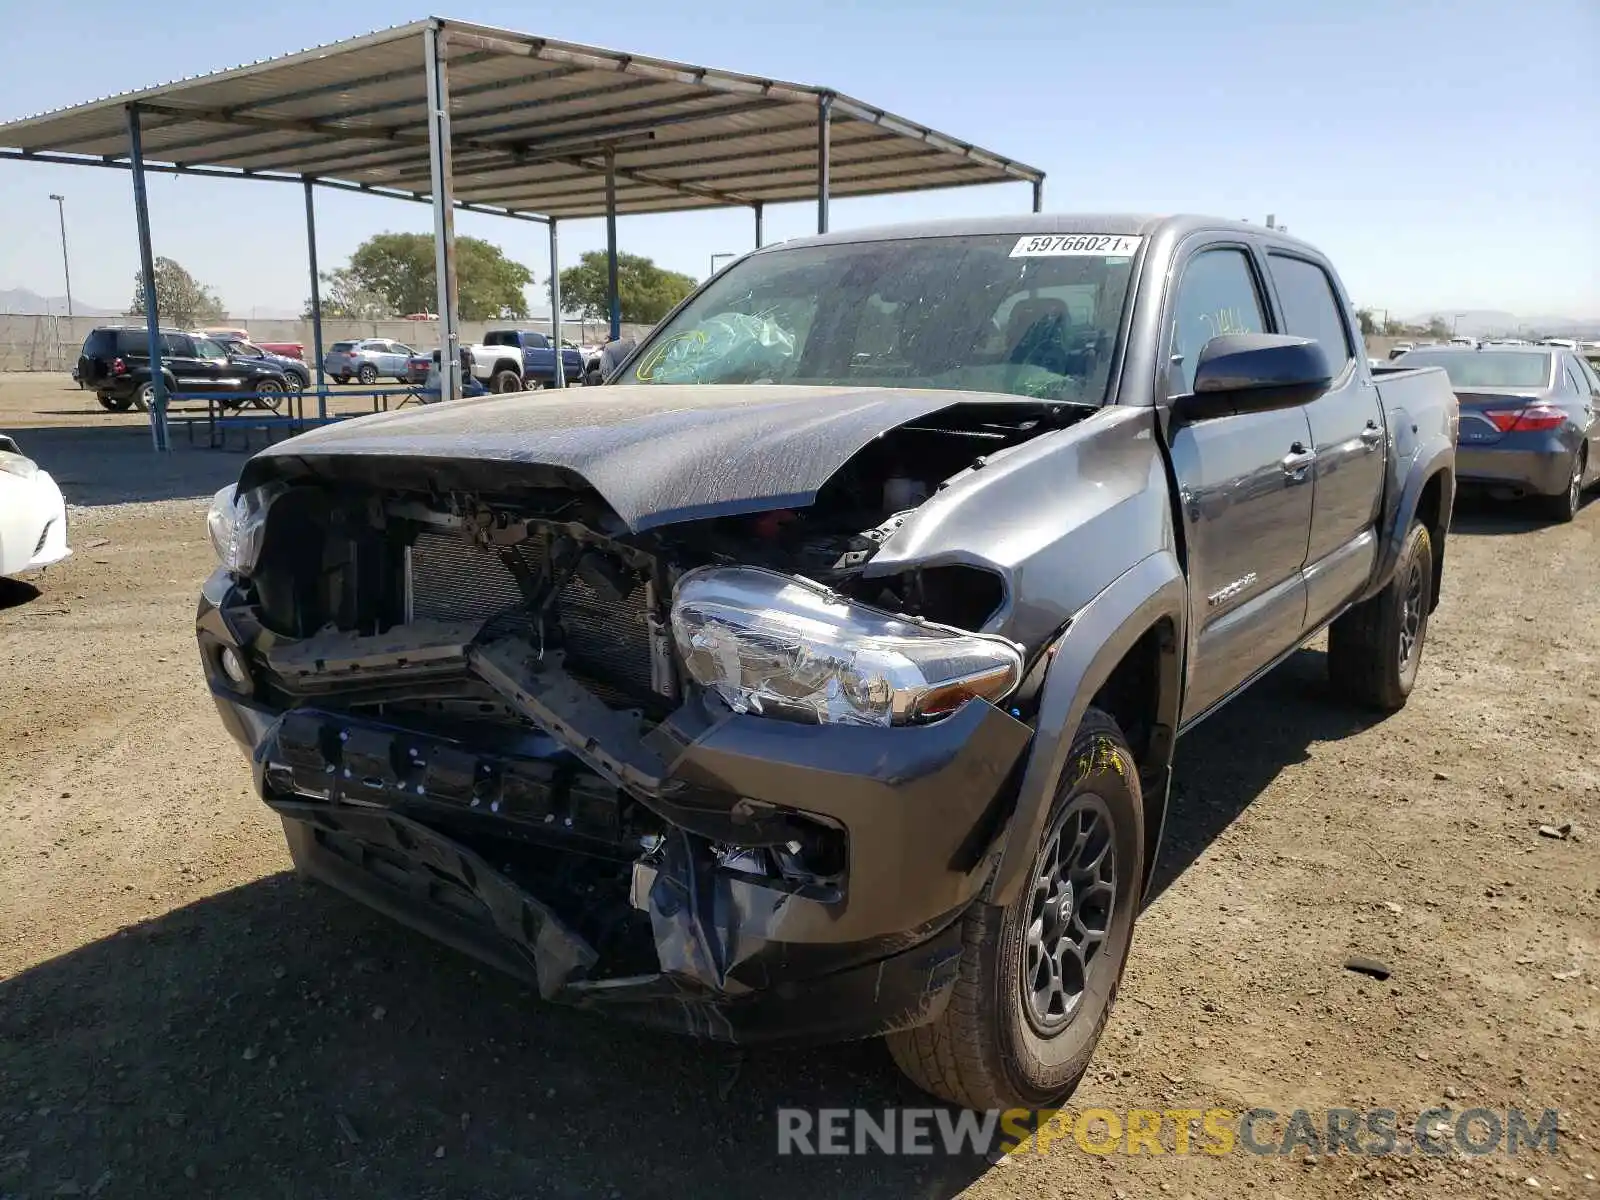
[622,232,1137,403]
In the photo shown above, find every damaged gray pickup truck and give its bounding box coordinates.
[196,214,1458,1109]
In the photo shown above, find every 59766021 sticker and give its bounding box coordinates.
[1010,234,1143,258]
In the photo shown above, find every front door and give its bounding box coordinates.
[160,333,215,397]
[1265,252,1385,627]
[1163,243,1314,724]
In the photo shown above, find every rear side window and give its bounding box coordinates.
[1268,254,1353,370]
[485,331,515,347]
[330,341,354,352]
[1167,248,1268,396]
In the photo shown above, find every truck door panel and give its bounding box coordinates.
[1265,253,1386,629]
[1161,244,1314,723]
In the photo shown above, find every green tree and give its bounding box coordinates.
[1426,317,1451,340]
[557,251,697,325]
[323,232,533,320]
[129,257,226,327]
[1355,308,1377,337]
[303,269,390,320]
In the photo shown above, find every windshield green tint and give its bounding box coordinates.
[621,234,1137,403]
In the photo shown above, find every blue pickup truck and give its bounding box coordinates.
[464,329,587,392]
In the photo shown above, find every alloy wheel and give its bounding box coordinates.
[1022,793,1118,1034]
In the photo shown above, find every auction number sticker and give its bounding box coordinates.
[1010,234,1143,258]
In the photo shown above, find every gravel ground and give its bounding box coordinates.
[1,373,1596,1199]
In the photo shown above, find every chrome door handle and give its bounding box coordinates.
[1281,442,1316,479]
[1360,421,1385,448]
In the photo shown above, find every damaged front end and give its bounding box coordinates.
[197,405,1057,1043]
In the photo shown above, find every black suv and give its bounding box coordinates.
[78,327,292,413]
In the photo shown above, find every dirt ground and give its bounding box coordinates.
[1,371,1595,1199]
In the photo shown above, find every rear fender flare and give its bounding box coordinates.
[984,551,1188,907]
[1361,444,1454,605]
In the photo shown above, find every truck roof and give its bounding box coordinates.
[765,213,1319,255]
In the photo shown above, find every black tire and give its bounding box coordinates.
[96,392,132,413]
[886,708,1144,1110]
[1539,450,1584,523]
[251,379,286,413]
[285,372,307,396]
[356,363,379,385]
[490,368,524,394]
[130,382,157,413]
[333,374,350,385]
[1328,519,1433,710]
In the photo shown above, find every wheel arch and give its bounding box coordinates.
[984,551,1188,908]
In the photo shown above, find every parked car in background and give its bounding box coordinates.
[1393,344,1599,521]
[461,329,586,391]
[197,214,1457,1110]
[405,348,486,397]
[77,326,292,412]
[216,338,311,393]
[199,328,305,360]
[0,433,70,578]
[323,339,415,385]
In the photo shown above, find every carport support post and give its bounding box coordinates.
[816,93,832,234]
[753,202,764,248]
[604,148,620,343]
[1032,178,1044,213]
[126,104,167,452]
[424,22,461,402]
[303,178,326,418]
[549,218,566,388]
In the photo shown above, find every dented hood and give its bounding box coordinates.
[240,384,994,531]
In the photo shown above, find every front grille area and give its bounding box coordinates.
[408,529,654,706]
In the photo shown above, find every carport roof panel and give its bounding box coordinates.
[0,18,1042,218]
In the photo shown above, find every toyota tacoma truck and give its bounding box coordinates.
[463,329,587,392]
[196,215,1457,1110]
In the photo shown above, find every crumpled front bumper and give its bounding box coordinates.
[198,575,1034,1045]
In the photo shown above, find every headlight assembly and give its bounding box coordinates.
[206,481,284,575]
[671,566,1022,728]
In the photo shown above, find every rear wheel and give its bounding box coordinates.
[1539,450,1584,523]
[1328,519,1433,710]
[96,392,132,413]
[490,368,524,394]
[886,707,1143,1110]
[251,378,286,413]
[130,382,157,413]
[333,374,350,385]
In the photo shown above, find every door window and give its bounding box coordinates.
[192,337,228,359]
[1167,249,1268,395]
[159,333,193,356]
[1267,254,1354,371]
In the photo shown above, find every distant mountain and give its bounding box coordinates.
[0,287,119,317]
[1408,310,1600,339]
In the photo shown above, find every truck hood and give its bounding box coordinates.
[240,383,1028,531]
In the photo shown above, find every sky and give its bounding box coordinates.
[0,0,1595,321]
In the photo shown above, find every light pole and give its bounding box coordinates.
[47,194,73,320]
[1451,312,1466,336]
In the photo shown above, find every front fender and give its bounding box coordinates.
[985,550,1188,907]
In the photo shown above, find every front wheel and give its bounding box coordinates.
[356,363,379,386]
[887,708,1144,1110]
[1539,450,1584,523]
[251,379,286,413]
[1328,519,1433,710]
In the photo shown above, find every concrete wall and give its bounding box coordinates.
[0,313,652,372]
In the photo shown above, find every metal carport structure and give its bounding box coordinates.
[0,16,1045,450]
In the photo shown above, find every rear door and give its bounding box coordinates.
[1565,354,1600,484]
[1163,241,1315,724]
[1264,252,1385,628]
[161,333,213,396]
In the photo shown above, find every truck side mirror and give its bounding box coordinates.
[1174,334,1332,419]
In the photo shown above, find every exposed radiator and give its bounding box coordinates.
[407,529,654,706]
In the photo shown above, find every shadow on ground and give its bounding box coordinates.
[0,578,41,612]
[13,424,248,507]
[1148,646,1387,901]
[1447,487,1594,536]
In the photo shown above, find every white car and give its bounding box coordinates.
[0,435,70,578]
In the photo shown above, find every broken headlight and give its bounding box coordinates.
[206,482,284,575]
[671,566,1022,727]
